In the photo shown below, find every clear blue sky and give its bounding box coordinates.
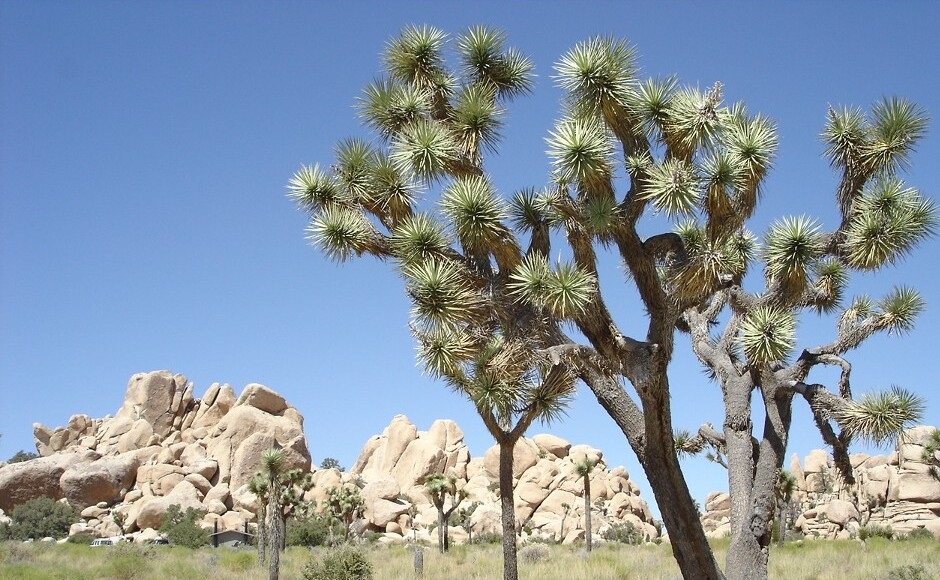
[2,2,938,519]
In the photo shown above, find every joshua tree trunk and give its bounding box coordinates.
[256,506,266,566]
[582,473,592,552]
[436,507,446,554]
[267,495,282,580]
[498,439,519,580]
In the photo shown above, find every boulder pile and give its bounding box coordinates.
[700,425,940,540]
[309,415,660,544]
[0,371,659,545]
[0,371,310,539]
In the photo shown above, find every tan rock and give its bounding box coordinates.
[184,473,212,496]
[191,384,236,430]
[803,449,830,474]
[380,415,419,473]
[898,472,940,503]
[483,439,538,480]
[0,450,95,511]
[390,438,445,489]
[234,383,288,416]
[370,498,411,528]
[60,454,139,508]
[826,499,860,526]
[114,371,189,438]
[532,434,571,459]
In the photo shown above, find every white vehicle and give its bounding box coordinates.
[90,536,127,547]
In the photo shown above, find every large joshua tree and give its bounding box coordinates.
[288,26,934,580]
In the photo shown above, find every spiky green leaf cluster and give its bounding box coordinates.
[384,24,449,89]
[739,306,797,365]
[640,158,699,217]
[415,325,476,378]
[763,216,825,299]
[834,386,925,447]
[456,26,534,100]
[877,286,924,335]
[546,117,613,187]
[404,258,483,328]
[391,213,451,266]
[661,84,726,160]
[306,205,377,262]
[823,97,927,176]
[843,177,937,270]
[359,79,432,139]
[440,175,509,249]
[811,259,848,313]
[670,222,753,300]
[507,254,596,318]
[390,118,460,182]
[555,36,636,123]
[287,164,343,211]
[509,188,559,232]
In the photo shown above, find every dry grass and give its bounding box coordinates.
[0,538,937,579]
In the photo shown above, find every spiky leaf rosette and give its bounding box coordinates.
[390,118,460,182]
[368,152,417,224]
[763,216,824,299]
[509,188,557,232]
[823,105,867,170]
[287,164,344,211]
[546,117,614,189]
[261,448,286,479]
[661,83,726,161]
[334,138,375,202]
[877,286,924,335]
[843,177,937,270]
[700,152,746,237]
[811,259,848,313]
[384,24,448,89]
[670,222,753,301]
[415,325,476,378]
[723,108,777,212]
[404,258,484,329]
[440,175,512,253]
[306,205,379,262]
[834,386,924,447]
[554,36,637,125]
[358,79,431,139]
[456,26,534,100]
[391,213,451,266]
[507,254,596,318]
[452,84,503,159]
[523,362,576,426]
[739,305,796,365]
[673,429,703,459]
[629,76,678,140]
[639,158,699,218]
[862,97,928,175]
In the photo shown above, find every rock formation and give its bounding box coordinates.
[700,425,940,540]
[0,371,658,546]
[0,370,310,539]
[308,414,660,545]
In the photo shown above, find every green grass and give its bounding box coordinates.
[0,538,937,579]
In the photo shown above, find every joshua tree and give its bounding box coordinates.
[425,472,467,552]
[452,501,480,544]
[247,473,269,565]
[774,470,797,546]
[288,25,934,580]
[325,485,364,541]
[320,457,344,471]
[574,457,598,552]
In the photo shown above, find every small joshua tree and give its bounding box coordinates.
[325,485,364,541]
[425,472,468,552]
[574,457,598,552]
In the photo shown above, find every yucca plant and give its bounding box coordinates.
[425,473,468,553]
[288,25,935,580]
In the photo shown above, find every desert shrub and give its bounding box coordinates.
[286,515,340,547]
[219,549,255,571]
[302,545,373,580]
[885,564,929,580]
[66,531,96,544]
[101,543,154,580]
[519,542,551,563]
[471,531,503,544]
[858,523,894,541]
[601,522,643,545]
[902,527,934,541]
[7,450,39,464]
[0,496,76,540]
[159,504,209,549]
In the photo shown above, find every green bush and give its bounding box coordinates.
[66,531,96,544]
[286,515,341,547]
[519,543,551,563]
[885,564,929,580]
[601,522,643,545]
[471,531,503,544]
[6,450,39,464]
[0,496,76,540]
[302,546,373,580]
[159,504,209,549]
[219,549,255,571]
[858,523,894,541]
[902,527,934,541]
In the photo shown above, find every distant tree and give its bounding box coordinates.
[574,457,598,552]
[252,448,313,580]
[247,473,270,565]
[425,472,467,552]
[0,496,76,540]
[324,485,364,541]
[320,457,344,472]
[7,450,39,464]
[451,501,480,544]
[159,504,209,549]
[774,470,797,546]
[287,24,935,580]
